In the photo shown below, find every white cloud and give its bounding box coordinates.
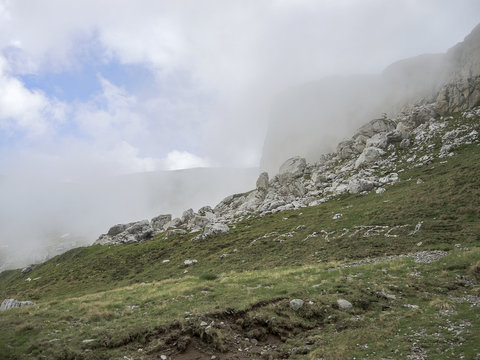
[0,56,66,137]
[164,150,210,170]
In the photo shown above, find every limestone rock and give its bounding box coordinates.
[336,299,352,309]
[107,224,128,236]
[164,217,183,230]
[365,133,388,149]
[353,118,396,139]
[151,214,172,232]
[279,157,306,178]
[198,206,213,216]
[256,172,269,192]
[0,299,35,311]
[348,179,375,194]
[181,209,195,224]
[289,299,304,311]
[95,220,153,245]
[203,223,229,238]
[21,264,36,275]
[355,147,386,169]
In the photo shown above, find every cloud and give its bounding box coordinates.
[164,150,210,170]
[0,56,66,138]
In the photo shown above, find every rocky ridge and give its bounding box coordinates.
[94,75,480,246]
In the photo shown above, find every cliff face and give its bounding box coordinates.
[260,23,480,174]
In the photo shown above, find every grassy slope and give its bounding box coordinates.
[0,113,479,359]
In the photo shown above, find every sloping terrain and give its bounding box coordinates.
[0,108,479,359]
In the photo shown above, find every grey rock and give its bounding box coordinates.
[198,206,213,216]
[107,224,128,236]
[289,299,304,311]
[166,229,187,236]
[355,147,386,169]
[354,117,396,139]
[95,220,153,245]
[203,223,229,238]
[348,179,375,194]
[184,259,198,266]
[336,299,352,309]
[256,172,269,192]
[337,139,359,159]
[365,133,388,149]
[181,209,195,224]
[279,156,306,178]
[151,214,172,232]
[21,264,35,274]
[164,217,183,230]
[0,298,35,311]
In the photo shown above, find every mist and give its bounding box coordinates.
[1,1,480,268]
[0,168,259,270]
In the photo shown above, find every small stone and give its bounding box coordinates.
[184,259,198,266]
[289,299,304,311]
[375,187,386,194]
[160,355,167,360]
[162,259,170,263]
[82,339,95,343]
[200,321,208,327]
[337,299,352,309]
[333,213,343,220]
[416,178,423,184]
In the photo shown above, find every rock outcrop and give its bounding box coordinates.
[93,23,480,247]
[0,299,35,311]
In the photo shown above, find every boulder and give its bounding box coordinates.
[355,147,386,169]
[198,206,213,216]
[0,299,35,311]
[151,214,172,232]
[21,264,36,275]
[353,118,396,139]
[181,209,195,224]
[166,229,187,236]
[164,217,183,230]
[125,220,152,240]
[336,299,352,309]
[203,223,229,238]
[279,156,306,178]
[95,220,153,245]
[348,179,375,194]
[256,172,269,192]
[336,139,358,159]
[365,133,388,149]
[107,224,128,236]
[289,299,304,311]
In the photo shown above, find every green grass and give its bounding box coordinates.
[0,111,479,359]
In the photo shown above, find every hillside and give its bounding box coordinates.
[0,102,479,359]
[2,21,480,360]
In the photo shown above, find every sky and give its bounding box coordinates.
[0,0,479,181]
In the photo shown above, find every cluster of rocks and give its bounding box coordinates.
[95,206,229,245]
[94,74,480,246]
[0,298,35,311]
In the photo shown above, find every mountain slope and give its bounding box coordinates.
[0,107,479,359]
